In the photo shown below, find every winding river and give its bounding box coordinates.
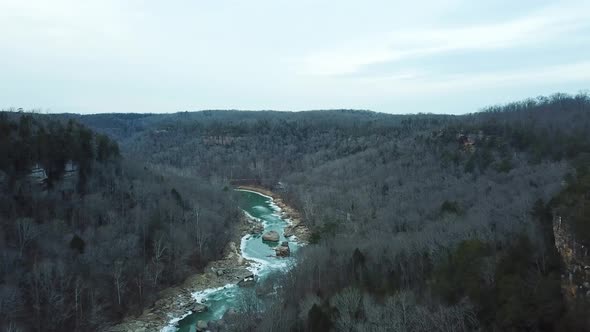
[168,189,301,331]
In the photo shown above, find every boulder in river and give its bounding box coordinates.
[192,303,208,313]
[275,241,290,257]
[262,230,279,242]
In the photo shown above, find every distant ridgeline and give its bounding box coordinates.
[70,92,590,331]
[0,112,120,191]
[1,92,590,331]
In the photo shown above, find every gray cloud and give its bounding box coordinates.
[0,0,588,114]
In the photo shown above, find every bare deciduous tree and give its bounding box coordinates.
[15,218,38,257]
[113,260,126,306]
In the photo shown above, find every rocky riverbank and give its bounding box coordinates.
[104,187,306,332]
[236,185,310,243]
[104,215,262,332]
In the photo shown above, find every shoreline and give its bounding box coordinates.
[105,186,307,332]
[106,215,257,332]
[236,185,310,243]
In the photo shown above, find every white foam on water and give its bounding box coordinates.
[235,189,282,216]
[240,190,306,248]
[240,232,294,276]
[240,233,270,274]
[159,284,239,332]
[269,200,282,213]
[243,210,262,223]
[192,284,236,303]
[234,188,273,200]
[243,209,271,228]
[253,205,271,213]
[163,189,302,331]
[160,311,193,332]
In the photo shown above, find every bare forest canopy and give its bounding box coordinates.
[1,91,590,331]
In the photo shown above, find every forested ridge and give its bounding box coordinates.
[2,92,590,331]
[0,113,240,331]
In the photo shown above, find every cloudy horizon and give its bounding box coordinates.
[1,0,589,114]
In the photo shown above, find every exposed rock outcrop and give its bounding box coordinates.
[553,215,590,301]
[283,226,294,237]
[275,241,290,257]
[283,220,310,242]
[250,223,264,234]
[238,274,257,287]
[192,303,208,313]
[262,230,279,242]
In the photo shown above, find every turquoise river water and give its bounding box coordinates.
[167,189,301,332]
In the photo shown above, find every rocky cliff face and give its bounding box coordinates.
[28,161,79,190]
[553,215,590,301]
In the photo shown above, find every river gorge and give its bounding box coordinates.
[163,189,304,332]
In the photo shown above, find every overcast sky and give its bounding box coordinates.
[1,0,589,114]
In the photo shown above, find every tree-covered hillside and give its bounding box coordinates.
[0,113,240,331]
[2,92,590,331]
[77,92,590,331]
